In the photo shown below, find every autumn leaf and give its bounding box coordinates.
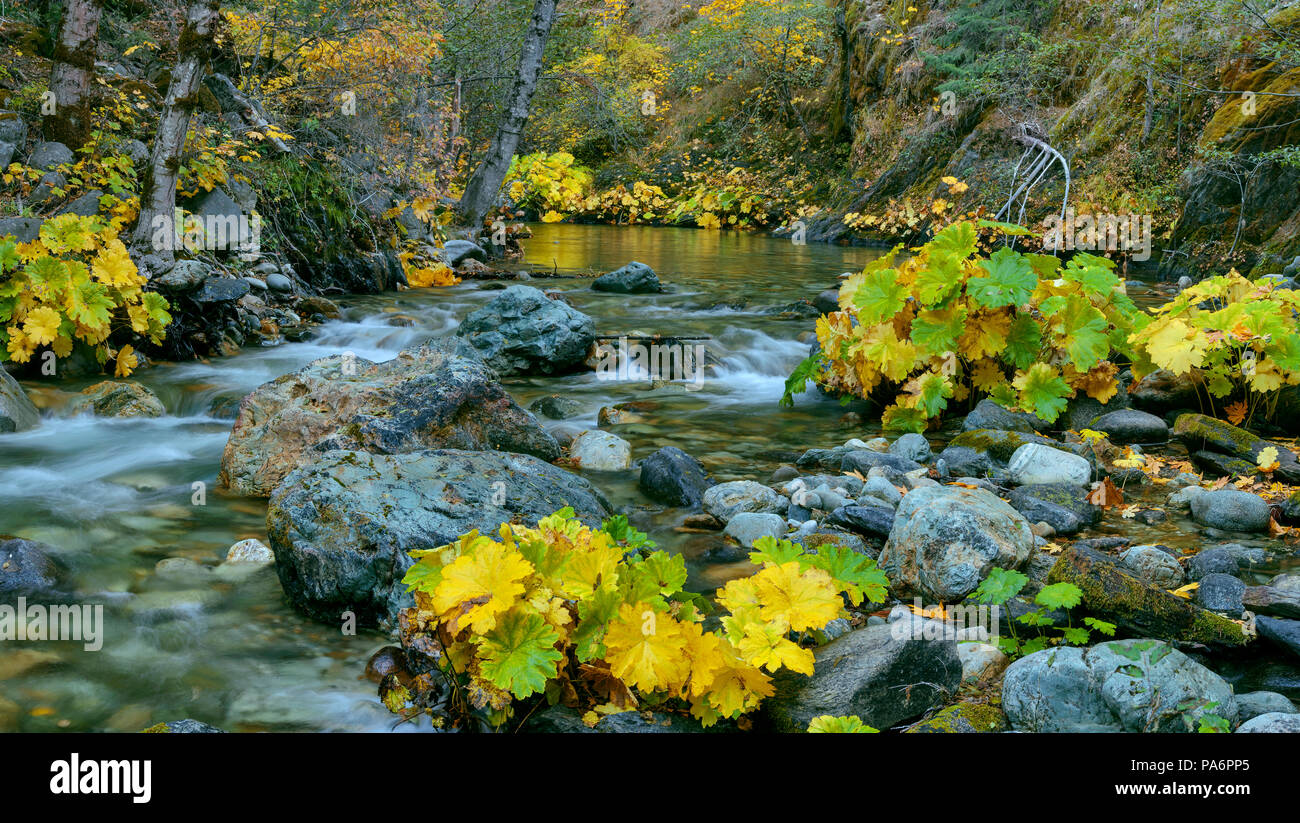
[1087,477,1124,509]
[432,540,533,635]
[1224,400,1248,426]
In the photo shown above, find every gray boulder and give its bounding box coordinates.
[1189,489,1272,533]
[266,448,611,626]
[1003,640,1237,733]
[455,285,596,376]
[723,512,787,548]
[0,217,42,243]
[1236,712,1300,733]
[0,538,63,600]
[962,398,1050,433]
[826,504,896,539]
[1007,442,1092,486]
[0,369,40,433]
[1235,691,1296,721]
[440,239,487,267]
[568,430,631,470]
[1092,409,1169,444]
[702,480,781,523]
[888,433,932,463]
[592,261,661,294]
[934,445,991,477]
[1007,483,1101,536]
[763,622,961,732]
[879,484,1034,602]
[1120,545,1185,589]
[1195,573,1245,613]
[220,342,559,496]
[27,141,74,170]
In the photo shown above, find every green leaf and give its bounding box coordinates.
[748,535,805,567]
[971,567,1028,605]
[1084,617,1117,637]
[968,247,1036,308]
[929,221,978,259]
[911,371,954,417]
[1002,314,1042,370]
[1014,363,1071,422]
[911,305,967,356]
[804,543,890,606]
[622,551,688,606]
[881,403,928,433]
[915,251,965,305]
[851,268,909,325]
[1035,581,1083,610]
[1056,295,1110,370]
[1061,626,1091,645]
[781,353,824,407]
[478,610,563,699]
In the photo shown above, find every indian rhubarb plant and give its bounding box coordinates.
[783,219,1143,432]
[394,509,888,730]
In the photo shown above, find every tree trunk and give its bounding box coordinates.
[43,0,104,149]
[456,0,558,230]
[132,0,222,261]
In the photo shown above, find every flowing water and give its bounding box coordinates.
[0,224,1289,731]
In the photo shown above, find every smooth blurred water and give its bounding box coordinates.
[0,224,889,732]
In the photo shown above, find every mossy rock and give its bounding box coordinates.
[948,429,1058,463]
[906,702,1007,733]
[1047,546,1251,647]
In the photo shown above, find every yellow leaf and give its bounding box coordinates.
[114,344,138,377]
[22,306,61,347]
[432,539,533,635]
[603,602,690,694]
[752,562,841,632]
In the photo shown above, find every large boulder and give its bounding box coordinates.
[879,485,1034,602]
[220,342,559,496]
[0,369,40,433]
[1236,713,1300,733]
[763,622,961,732]
[638,446,710,507]
[1002,640,1237,733]
[454,286,596,376]
[591,261,662,294]
[1091,409,1169,444]
[266,449,612,626]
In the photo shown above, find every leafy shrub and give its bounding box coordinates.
[504,151,594,221]
[970,568,1115,658]
[783,220,1143,431]
[0,215,170,376]
[1128,270,1300,425]
[807,714,879,733]
[395,510,887,729]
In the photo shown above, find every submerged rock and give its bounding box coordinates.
[638,446,710,507]
[266,449,612,626]
[591,261,662,294]
[879,485,1034,603]
[454,285,596,376]
[66,380,165,418]
[220,342,558,496]
[0,537,64,600]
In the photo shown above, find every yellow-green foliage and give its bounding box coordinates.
[0,215,170,376]
[504,152,594,221]
[396,509,888,729]
[784,220,1142,431]
[1129,270,1300,421]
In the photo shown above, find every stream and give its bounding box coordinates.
[0,224,1292,732]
